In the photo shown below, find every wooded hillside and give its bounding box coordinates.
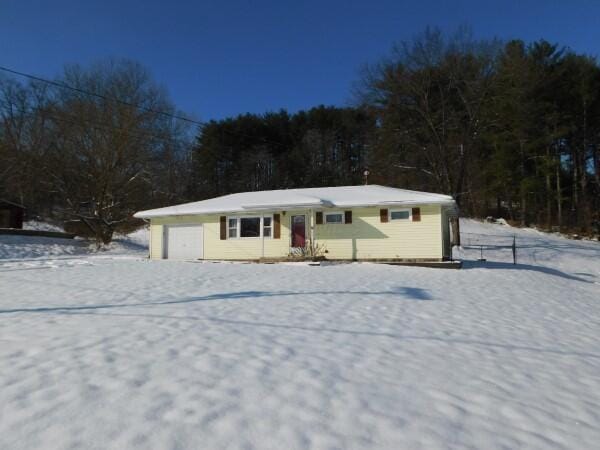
[1,29,599,241]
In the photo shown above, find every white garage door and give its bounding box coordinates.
[164,224,203,260]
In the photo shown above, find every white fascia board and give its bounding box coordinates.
[135,199,456,219]
[330,200,456,208]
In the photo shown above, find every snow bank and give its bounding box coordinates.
[0,224,149,261]
[459,219,600,277]
[22,220,65,232]
[0,235,91,260]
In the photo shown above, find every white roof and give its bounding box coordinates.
[134,185,456,219]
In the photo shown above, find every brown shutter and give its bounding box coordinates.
[412,207,421,222]
[344,210,352,224]
[220,216,227,240]
[316,211,323,225]
[380,208,388,223]
[273,213,281,239]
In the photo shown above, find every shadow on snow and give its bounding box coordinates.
[41,309,600,361]
[0,286,432,315]
[3,285,598,360]
[461,260,595,283]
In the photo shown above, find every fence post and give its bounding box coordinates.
[477,245,486,262]
[512,235,517,265]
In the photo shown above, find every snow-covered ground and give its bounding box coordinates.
[0,220,599,449]
[0,223,148,262]
[22,220,65,232]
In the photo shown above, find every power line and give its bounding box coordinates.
[1,106,189,163]
[0,64,288,148]
[0,99,190,147]
[0,65,203,127]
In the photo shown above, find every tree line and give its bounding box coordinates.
[1,28,599,242]
[0,60,193,242]
[193,28,599,233]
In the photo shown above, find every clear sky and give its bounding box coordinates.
[1,0,599,121]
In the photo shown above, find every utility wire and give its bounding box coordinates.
[0,99,191,147]
[0,65,202,126]
[0,64,288,148]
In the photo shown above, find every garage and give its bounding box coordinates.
[163,224,203,260]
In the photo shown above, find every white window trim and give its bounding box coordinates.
[389,208,412,221]
[262,215,273,238]
[227,215,273,239]
[227,217,238,239]
[324,211,345,225]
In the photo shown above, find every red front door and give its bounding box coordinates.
[291,215,306,248]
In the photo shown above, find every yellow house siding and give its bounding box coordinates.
[148,204,444,260]
[150,212,291,260]
[202,214,291,259]
[314,205,443,260]
[149,224,163,259]
[150,215,204,260]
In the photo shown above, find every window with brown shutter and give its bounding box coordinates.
[220,216,226,239]
[316,211,323,224]
[412,207,421,222]
[380,208,388,223]
[344,210,352,224]
[273,213,281,238]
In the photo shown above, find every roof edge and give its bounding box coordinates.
[134,199,456,219]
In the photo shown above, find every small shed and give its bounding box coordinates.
[0,200,25,229]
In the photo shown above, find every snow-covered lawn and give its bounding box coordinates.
[0,225,149,261]
[0,221,599,449]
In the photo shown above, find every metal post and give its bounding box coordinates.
[261,216,265,259]
[309,208,314,253]
[477,245,486,262]
[512,235,516,265]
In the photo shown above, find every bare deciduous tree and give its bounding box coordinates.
[0,59,193,243]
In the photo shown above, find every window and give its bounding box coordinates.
[390,209,411,221]
[240,217,261,237]
[227,215,272,239]
[325,212,344,224]
[263,216,272,237]
[228,218,238,238]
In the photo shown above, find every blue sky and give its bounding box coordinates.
[1,0,599,121]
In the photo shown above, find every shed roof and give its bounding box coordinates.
[135,185,456,219]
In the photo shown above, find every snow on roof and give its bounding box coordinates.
[134,185,456,219]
